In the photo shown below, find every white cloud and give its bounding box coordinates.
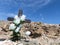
[20,0,51,8]
[16,0,51,13]
[0,0,51,12]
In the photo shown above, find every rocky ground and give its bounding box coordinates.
[0,21,60,45]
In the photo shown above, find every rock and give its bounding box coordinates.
[0,40,17,45]
[18,43,23,45]
[0,27,2,31]
[0,21,60,45]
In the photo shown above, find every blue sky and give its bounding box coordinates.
[0,0,60,24]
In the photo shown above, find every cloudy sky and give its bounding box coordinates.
[0,0,60,24]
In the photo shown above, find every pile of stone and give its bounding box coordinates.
[0,21,60,45]
[0,21,60,39]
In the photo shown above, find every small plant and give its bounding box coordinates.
[9,15,26,41]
